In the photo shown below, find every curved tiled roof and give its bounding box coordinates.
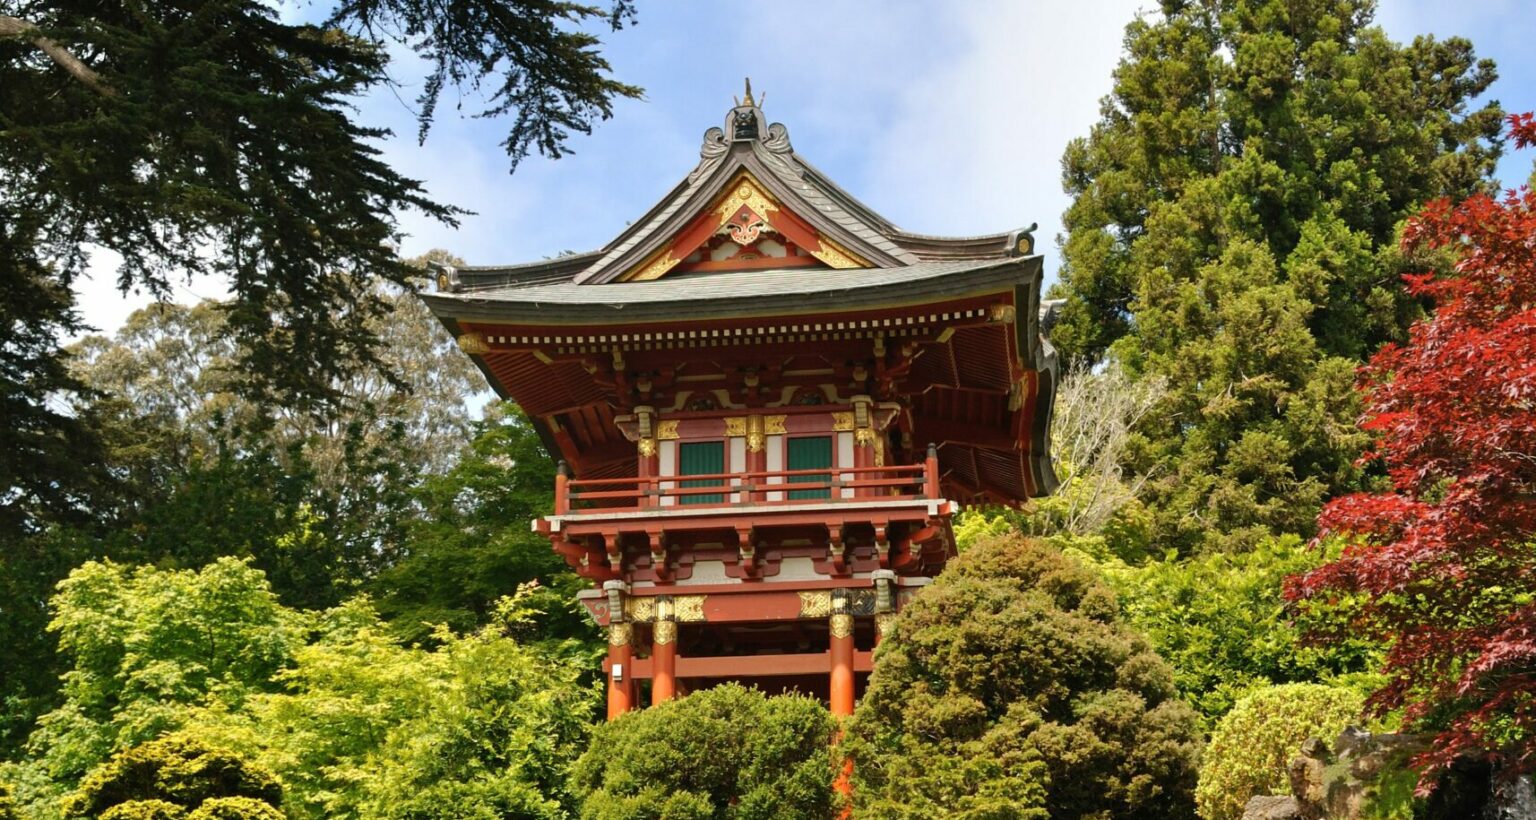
[432,98,1037,291]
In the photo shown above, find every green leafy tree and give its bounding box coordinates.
[571,683,837,820]
[1195,683,1364,820]
[0,0,637,405]
[10,559,301,815]
[1052,0,1503,552]
[68,252,484,478]
[372,401,591,646]
[60,733,283,820]
[845,534,1202,819]
[193,593,597,820]
[1100,535,1381,725]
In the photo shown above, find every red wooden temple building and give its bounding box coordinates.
[423,85,1059,720]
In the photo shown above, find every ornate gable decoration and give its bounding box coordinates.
[621,171,869,281]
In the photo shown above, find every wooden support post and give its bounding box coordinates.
[607,622,634,720]
[554,461,570,515]
[924,442,940,499]
[637,406,659,509]
[745,414,767,502]
[652,616,677,705]
[829,612,855,717]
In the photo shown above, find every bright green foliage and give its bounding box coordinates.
[10,556,596,819]
[570,683,838,820]
[186,798,285,820]
[60,734,282,820]
[1052,0,1503,552]
[0,779,15,819]
[1195,684,1364,820]
[1099,536,1381,724]
[195,594,596,820]
[16,558,300,811]
[372,402,593,646]
[846,535,1202,819]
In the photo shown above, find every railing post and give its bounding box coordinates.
[924,443,940,499]
[555,460,570,515]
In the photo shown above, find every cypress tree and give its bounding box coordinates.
[1052,0,1502,552]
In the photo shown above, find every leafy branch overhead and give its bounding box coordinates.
[0,0,640,408]
[327,0,643,165]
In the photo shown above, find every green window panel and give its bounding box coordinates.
[787,435,833,500]
[678,440,726,505]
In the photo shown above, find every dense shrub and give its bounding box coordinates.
[845,534,1202,819]
[59,733,282,819]
[570,683,837,819]
[1195,683,1364,820]
[1100,536,1381,724]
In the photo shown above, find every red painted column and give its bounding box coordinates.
[745,415,767,502]
[637,440,659,509]
[652,617,677,705]
[852,429,875,498]
[606,623,634,720]
[637,406,660,508]
[829,612,855,717]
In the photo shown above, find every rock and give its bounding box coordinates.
[1486,774,1536,820]
[1242,795,1302,819]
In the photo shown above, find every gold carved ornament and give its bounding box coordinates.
[653,620,677,645]
[624,597,656,623]
[875,613,897,640]
[809,238,865,270]
[714,176,780,225]
[745,415,765,453]
[631,249,680,282]
[829,613,855,639]
[798,590,833,619]
[763,415,787,435]
[456,333,490,356]
[656,420,681,440]
[637,438,657,458]
[854,428,878,447]
[672,595,707,622]
[724,417,748,438]
[608,622,633,647]
[830,412,855,432]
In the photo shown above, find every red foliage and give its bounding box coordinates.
[1287,113,1536,785]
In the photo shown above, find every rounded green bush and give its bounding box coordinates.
[61,734,282,820]
[845,534,1203,819]
[570,683,837,819]
[1195,683,1364,820]
[186,796,286,820]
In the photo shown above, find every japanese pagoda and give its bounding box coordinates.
[423,84,1059,720]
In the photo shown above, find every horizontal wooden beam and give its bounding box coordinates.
[609,650,875,680]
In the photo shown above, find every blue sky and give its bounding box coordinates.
[75,0,1535,336]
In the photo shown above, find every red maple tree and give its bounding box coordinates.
[1287,112,1536,783]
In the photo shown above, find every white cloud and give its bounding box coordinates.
[858,1,1147,285]
[72,2,1146,332]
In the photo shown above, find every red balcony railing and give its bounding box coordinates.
[554,447,941,515]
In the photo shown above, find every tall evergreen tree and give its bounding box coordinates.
[1052,0,1503,552]
[0,0,639,541]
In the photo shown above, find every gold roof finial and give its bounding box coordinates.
[741,77,756,108]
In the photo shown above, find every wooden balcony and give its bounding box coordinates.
[537,448,954,581]
[555,458,941,515]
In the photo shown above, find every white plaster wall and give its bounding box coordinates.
[729,437,747,503]
[659,440,677,507]
[765,434,784,501]
[837,431,855,499]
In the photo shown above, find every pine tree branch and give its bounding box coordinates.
[0,15,115,97]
